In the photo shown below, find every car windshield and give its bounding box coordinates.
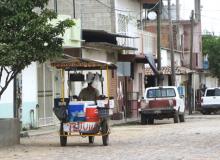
[147,88,176,98]
[206,89,220,96]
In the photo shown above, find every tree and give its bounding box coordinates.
[0,0,74,97]
[202,34,220,79]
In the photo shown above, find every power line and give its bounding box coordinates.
[94,0,138,13]
[94,0,160,13]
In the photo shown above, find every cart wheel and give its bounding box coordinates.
[88,136,95,144]
[60,135,67,146]
[102,134,109,146]
[60,122,67,146]
[101,119,109,146]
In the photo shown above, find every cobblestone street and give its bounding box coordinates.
[1,115,220,160]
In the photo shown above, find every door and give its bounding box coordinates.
[37,62,54,127]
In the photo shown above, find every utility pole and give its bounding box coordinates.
[73,0,76,18]
[157,0,162,86]
[188,10,194,115]
[194,0,201,22]
[176,0,180,51]
[54,0,58,13]
[176,0,180,21]
[168,0,176,86]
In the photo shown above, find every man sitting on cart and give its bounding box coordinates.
[79,72,100,102]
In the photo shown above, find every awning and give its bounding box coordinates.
[145,66,194,76]
[83,29,138,44]
[84,42,137,51]
[118,53,159,75]
[118,54,148,63]
[82,29,138,51]
[51,57,116,70]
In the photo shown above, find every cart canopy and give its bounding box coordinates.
[51,57,117,70]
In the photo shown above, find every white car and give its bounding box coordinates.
[139,86,185,124]
[201,87,220,114]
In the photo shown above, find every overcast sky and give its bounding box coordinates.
[178,0,220,35]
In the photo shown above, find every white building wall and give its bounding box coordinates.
[22,63,38,127]
[205,76,218,88]
[22,63,37,103]
[163,76,169,86]
[0,71,14,118]
[0,63,38,128]
[161,49,181,67]
[133,64,145,96]
[115,0,140,53]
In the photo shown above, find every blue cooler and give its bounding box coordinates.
[68,102,86,122]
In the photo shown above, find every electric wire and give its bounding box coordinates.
[94,0,160,13]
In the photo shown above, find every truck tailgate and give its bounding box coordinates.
[149,99,174,109]
[202,96,220,105]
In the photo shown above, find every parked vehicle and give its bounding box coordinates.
[139,86,185,124]
[200,87,220,114]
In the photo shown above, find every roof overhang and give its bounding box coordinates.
[118,54,149,63]
[83,42,137,51]
[145,66,194,76]
[82,29,138,51]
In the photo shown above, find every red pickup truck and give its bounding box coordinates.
[139,86,185,125]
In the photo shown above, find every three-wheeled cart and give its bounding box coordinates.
[52,57,115,146]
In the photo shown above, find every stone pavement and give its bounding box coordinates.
[22,113,220,137]
[22,117,140,137]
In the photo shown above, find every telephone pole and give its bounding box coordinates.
[188,10,194,115]
[157,0,162,86]
[168,0,176,86]
[73,0,76,18]
[54,0,58,13]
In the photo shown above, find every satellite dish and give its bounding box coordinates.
[147,11,157,20]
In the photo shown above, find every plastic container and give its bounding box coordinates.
[97,99,109,108]
[98,108,109,118]
[86,106,99,122]
[68,103,86,122]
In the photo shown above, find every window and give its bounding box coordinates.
[206,89,220,96]
[117,14,128,35]
[215,89,220,96]
[206,90,215,96]
[147,88,176,98]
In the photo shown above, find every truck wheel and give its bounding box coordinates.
[60,122,67,146]
[141,114,148,125]
[88,136,95,144]
[201,110,211,115]
[148,117,154,125]
[173,112,179,123]
[179,114,185,122]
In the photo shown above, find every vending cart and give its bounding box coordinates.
[52,57,115,146]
